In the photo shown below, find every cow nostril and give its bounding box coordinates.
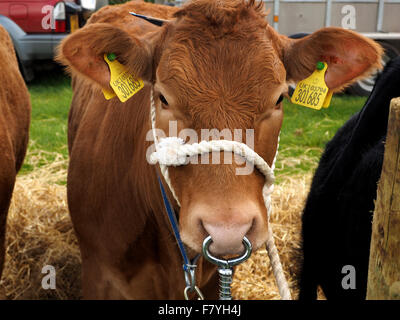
[201,220,253,256]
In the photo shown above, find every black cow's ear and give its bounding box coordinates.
[129,12,167,27]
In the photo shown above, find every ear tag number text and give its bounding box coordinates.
[102,53,144,102]
[291,62,333,110]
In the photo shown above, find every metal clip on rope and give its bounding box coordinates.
[202,236,252,300]
[183,259,204,300]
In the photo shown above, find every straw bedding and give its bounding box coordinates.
[0,152,318,300]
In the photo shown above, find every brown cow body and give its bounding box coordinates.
[67,80,218,299]
[66,2,218,299]
[0,25,31,279]
[60,0,381,299]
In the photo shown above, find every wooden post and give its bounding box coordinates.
[367,97,400,300]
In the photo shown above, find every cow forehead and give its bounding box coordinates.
[158,3,284,92]
[156,31,285,127]
[159,0,284,83]
[161,33,285,86]
[153,0,286,128]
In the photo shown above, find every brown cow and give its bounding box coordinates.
[58,0,382,299]
[0,25,31,280]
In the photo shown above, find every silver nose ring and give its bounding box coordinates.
[202,236,252,300]
[202,236,252,268]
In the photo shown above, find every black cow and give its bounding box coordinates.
[299,56,400,300]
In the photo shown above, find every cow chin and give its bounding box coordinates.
[179,200,269,257]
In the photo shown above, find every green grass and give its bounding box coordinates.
[24,70,367,180]
[21,69,71,174]
[276,94,367,179]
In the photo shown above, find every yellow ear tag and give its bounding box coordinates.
[102,53,144,103]
[291,62,332,110]
[102,87,116,100]
[322,90,333,108]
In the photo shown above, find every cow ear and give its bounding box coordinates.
[278,27,383,92]
[57,23,159,89]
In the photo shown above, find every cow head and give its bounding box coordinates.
[59,0,382,257]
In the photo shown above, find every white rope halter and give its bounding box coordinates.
[149,88,292,300]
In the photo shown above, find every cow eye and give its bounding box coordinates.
[276,94,284,105]
[159,94,169,107]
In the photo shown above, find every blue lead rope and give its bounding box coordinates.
[157,175,203,299]
[157,175,192,270]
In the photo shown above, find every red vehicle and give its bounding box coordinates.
[0,0,107,81]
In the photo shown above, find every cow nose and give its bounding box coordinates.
[202,221,253,256]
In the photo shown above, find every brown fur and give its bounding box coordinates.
[57,0,382,299]
[0,25,31,280]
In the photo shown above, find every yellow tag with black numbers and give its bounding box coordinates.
[102,54,144,103]
[102,87,116,100]
[291,62,332,110]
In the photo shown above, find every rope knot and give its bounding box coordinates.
[150,137,188,166]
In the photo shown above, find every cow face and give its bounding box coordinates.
[59,0,382,256]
